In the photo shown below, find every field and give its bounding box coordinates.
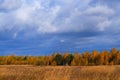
[0,65,120,80]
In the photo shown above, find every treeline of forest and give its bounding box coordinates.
[0,48,120,66]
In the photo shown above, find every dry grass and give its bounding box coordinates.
[0,65,120,80]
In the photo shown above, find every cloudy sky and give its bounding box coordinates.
[0,0,120,55]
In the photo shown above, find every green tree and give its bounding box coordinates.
[54,53,63,65]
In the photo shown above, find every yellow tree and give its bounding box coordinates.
[51,61,57,66]
[6,54,15,65]
[116,51,120,64]
[63,52,69,65]
[111,48,118,64]
[71,59,76,66]
[73,53,80,66]
[104,50,109,65]
[111,48,117,54]
[63,52,73,66]
[91,50,98,65]
[81,52,90,65]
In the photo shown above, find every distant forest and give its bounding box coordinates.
[0,48,120,66]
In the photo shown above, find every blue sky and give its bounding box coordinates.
[0,0,120,55]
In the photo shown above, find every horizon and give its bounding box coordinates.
[0,48,118,56]
[0,0,120,55]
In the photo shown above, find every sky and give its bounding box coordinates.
[0,0,120,55]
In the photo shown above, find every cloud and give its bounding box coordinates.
[97,20,111,31]
[85,5,114,16]
[0,0,119,37]
[0,0,91,34]
[1,0,120,55]
[0,0,22,11]
[60,39,65,43]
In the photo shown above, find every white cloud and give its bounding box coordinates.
[0,0,22,11]
[0,0,118,36]
[85,5,115,16]
[36,5,61,33]
[97,20,111,31]
[60,39,65,43]
[15,2,39,22]
[0,0,92,34]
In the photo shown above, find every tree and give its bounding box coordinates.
[90,50,99,65]
[111,48,117,54]
[63,52,69,65]
[111,48,119,65]
[0,48,119,66]
[54,53,63,65]
[49,56,53,65]
[71,59,76,66]
[82,52,90,65]
[51,61,57,66]
[104,50,109,65]
[6,54,15,65]
[73,53,80,66]
[63,52,74,66]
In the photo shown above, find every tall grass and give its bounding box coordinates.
[0,65,120,80]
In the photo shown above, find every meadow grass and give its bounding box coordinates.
[0,65,120,80]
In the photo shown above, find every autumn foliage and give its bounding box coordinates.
[0,48,120,66]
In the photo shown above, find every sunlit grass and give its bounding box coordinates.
[0,65,120,80]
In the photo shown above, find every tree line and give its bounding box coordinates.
[0,48,120,66]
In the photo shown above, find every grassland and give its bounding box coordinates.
[0,65,120,80]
